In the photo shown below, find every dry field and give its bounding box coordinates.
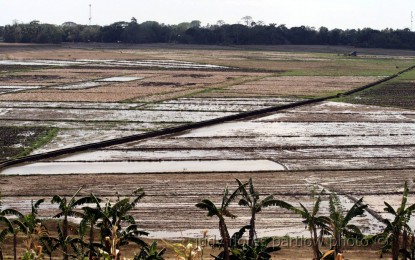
[1,43,415,259]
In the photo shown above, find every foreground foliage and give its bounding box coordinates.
[0,180,414,259]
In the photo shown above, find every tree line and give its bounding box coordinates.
[1,19,415,49]
[0,178,414,259]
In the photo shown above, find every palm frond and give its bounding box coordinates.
[73,196,99,207]
[67,210,85,219]
[112,198,131,212]
[230,225,250,247]
[1,208,24,218]
[265,199,295,212]
[53,212,65,219]
[248,178,256,199]
[0,216,13,230]
[318,216,332,228]
[221,186,230,209]
[32,199,45,214]
[258,195,283,209]
[69,186,83,205]
[235,179,249,199]
[122,214,136,225]
[344,224,363,238]
[57,222,64,240]
[343,197,367,225]
[405,203,415,213]
[82,206,104,221]
[298,203,309,217]
[196,199,218,216]
[238,198,250,207]
[89,193,102,208]
[51,195,63,204]
[12,219,28,233]
[0,229,8,243]
[312,195,322,216]
[39,236,58,255]
[383,202,397,215]
[222,209,237,219]
[398,181,409,214]
[224,182,247,208]
[124,235,148,247]
[131,188,145,208]
[125,224,139,233]
[260,195,278,209]
[328,193,341,220]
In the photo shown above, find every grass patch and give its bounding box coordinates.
[281,57,414,76]
[332,68,415,110]
[0,127,58,161]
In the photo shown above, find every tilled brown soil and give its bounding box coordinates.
[2,170,414,231]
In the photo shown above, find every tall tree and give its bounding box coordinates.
[241,16,253,27]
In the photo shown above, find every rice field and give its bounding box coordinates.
[0,44,415,258]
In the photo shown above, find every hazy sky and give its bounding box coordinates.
[1,0,414,30]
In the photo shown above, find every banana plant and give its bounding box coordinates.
[10,219,27,260]
[96,188,148,258]
[196,183,246,260]
[236,178,291,247]
[135,241,166,260]
[51,187,97,260]
[281,189,327,259]
[214,225,280,260]
[324,194,367,255]
[375,181,415,260]
[0,200,24,260]
[80,194,102,260]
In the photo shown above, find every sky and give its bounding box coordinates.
[1,0,415,30]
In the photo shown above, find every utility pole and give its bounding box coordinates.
[412,11,413,31]
[89,4,92,25]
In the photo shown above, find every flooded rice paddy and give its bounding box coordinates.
[1,160,285,175]
[1,52,414,240]
[0,59,228,69]
[2,100,414,238]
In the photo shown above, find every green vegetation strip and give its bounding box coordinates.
[0,127,58,162]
